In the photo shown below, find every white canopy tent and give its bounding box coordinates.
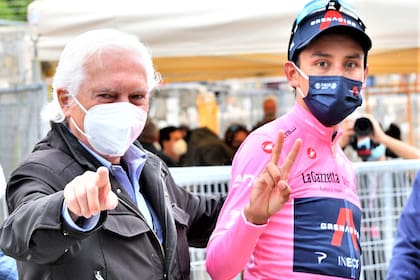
[28,0,420,82]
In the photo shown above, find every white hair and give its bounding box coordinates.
[42,29,159,122]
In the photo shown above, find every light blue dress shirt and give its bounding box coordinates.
[62,142,162,242]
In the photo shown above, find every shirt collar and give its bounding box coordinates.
[292,103,339,143]
[78,141,148,179]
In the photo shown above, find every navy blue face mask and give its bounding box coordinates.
[295,65,363,126]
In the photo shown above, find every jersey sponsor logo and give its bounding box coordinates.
[301,171,340,184]
[261,141,274,154]
[307,147,317,159]
[231,173,255,189]
[293,197,361,279]
[284,127,296,138]
[330,208,360,251]
[315,252,327,264]
[338,256,360,269]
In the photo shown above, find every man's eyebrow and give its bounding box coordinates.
[91,88,118,94]
[310,51,363,60]
[310,51,331,59]
[345,53,364,60]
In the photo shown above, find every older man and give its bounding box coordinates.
[0,29,224,280]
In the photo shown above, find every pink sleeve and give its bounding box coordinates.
[206,133,272,279]
[206,211,267,279]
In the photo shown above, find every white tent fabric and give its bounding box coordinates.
[28,0,420,81]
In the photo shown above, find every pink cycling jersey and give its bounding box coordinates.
[206,104,361,280]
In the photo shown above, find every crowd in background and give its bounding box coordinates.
[139,117,250,167]
[141,97,420,169]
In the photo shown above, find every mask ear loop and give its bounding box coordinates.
[291,62,309,98]
[67,93,92,140]
[67,93,88,114]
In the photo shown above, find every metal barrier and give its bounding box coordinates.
[169,159,420,280]
[0,83,48,179]
[0,165,7,224]
[0,161,418,279]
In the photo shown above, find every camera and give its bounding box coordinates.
[354,117,373,136]
[352,117,382,161]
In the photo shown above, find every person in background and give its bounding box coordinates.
[206,0,372,278]
[252,95,277,130]
[158,126,188,167]
[366,115,420,159]
[386,169,420,279]
[384,123,402,158]
[180,127,234,166]
[224,123,250,154]
[178,124,191,142]
[138,117,160,154]
[0,29,224,280]
[339,114,420,160]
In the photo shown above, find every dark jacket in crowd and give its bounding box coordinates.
[0,122,224,280]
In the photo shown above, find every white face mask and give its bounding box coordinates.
[172,139,187,156]
[69,95,147,156]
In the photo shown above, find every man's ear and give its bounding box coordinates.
[57,89,73,115]
[284,61,300,88]
[362,66,369,90]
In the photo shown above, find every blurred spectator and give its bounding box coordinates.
[138,117,160,154]
[224,123,249,154]
[252,95,277,130]
[339,114,420,160]
[363,114,420,159]
[385,123,401,158]
[180,127,233,166]
[178,124,191,141]
[158,126,187,166]
[352,117,387,162]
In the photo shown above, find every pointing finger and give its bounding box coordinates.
[96,167,110,191]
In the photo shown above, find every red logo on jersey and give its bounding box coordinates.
[331,208,360,252]
[307,147,317,159]
[262,141,274,154]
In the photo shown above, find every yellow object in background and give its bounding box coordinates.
[196,91,219,135]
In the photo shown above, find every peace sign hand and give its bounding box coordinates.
[244,131,301,225]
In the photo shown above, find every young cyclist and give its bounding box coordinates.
[206,0,372,279]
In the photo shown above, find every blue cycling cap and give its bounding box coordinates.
[288,0,372,62]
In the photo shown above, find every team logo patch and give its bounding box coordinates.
[350,86,360,97]
[307,147,317,159]
[320,10,346,30]
[293,197,361,279]
[262,141,274,154]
